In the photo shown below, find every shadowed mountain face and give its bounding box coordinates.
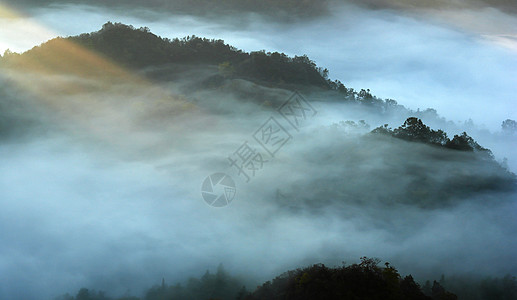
[275,131,516,213]
[1,22,330,89]
[245,258,450,300]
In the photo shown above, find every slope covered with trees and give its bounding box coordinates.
[0,21,504,123]
[272,118,516,211]
[372,117,493,154]
[1,22,329,89]
[0,22,482,125]
[54,257,517,300]
[1,24,514,208]
[55,258,460,300]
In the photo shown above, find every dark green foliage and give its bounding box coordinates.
[56,265,246,300]
[445,132,491,157]
[422,281,432,296]
[54,262,517,300]
[236,52,329,88]
[325,83,408,115]
[373,117,491,154]
[56,22,327,88]
[431,281,457,300]
[72,288,110,300]
[376,117,496,162]
[3,22,376,92]
[244,257,436,300]
[0,22,460,120]
[142,264,246,300]
[479,275,517,300]
[60,23,449,116]
[68,22,246,69]
[400,275,429,300]
[392,117,449,146]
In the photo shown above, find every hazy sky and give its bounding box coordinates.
[1,1,516,300]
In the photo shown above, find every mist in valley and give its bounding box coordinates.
[0,1,516,299]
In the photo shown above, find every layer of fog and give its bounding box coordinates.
[1,1,517,299]
[1,64,516,300]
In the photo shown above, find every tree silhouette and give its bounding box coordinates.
[502,119,517,135]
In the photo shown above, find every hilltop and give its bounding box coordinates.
[1,22,437,117]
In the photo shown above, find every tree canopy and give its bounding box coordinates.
[373,117,493,156]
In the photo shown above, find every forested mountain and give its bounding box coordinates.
[0,21,420,115]
[1,22,514,205]
[54,258,517,300]
[269,117,516,212]
[1,22,329,88]
[0,22,486,120]
[1,21,514,190]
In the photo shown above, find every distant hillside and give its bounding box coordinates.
[0,22,434,117]
[55,258,467,300]
[245,258,456,300]
[1,22,329,89]
[273,118,516,211]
